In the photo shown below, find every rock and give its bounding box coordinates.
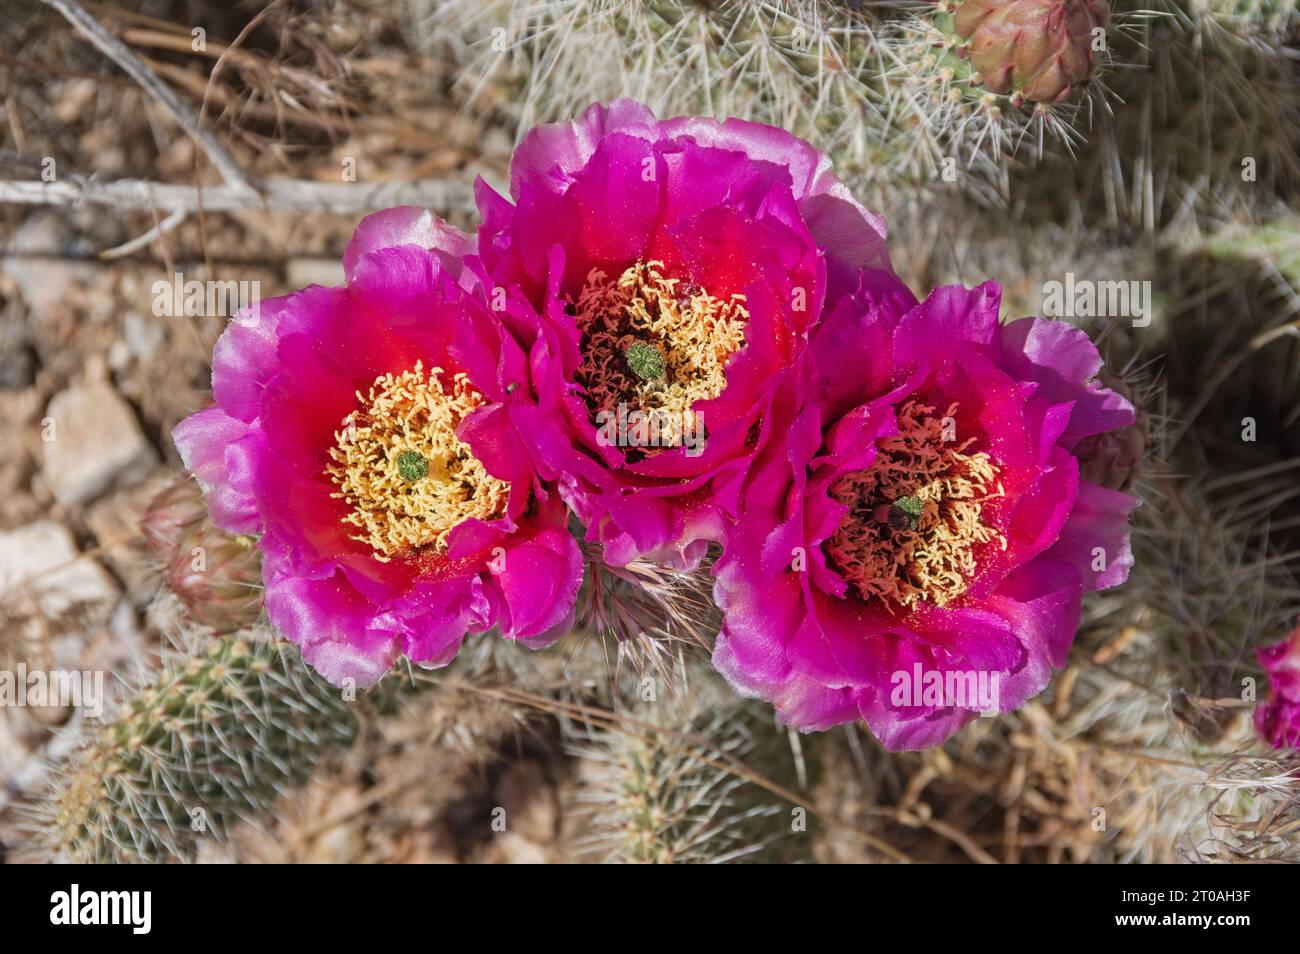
[100,599,146,672]
[107,340,132,373]
[390,823,460,864]
[0,345,37,391]
[0,389,43,527]
[41,377,156,504]
[0,520,120,619]
[0,307,37,390]
[123,310,164,361]
[0,705,39,791]
[1,214,99,323]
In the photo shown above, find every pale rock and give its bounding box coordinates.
[1,213,99,322]
[123,310,164,360]
[0,706,38,787]
[107,340,132,372]
[41,379,156,504]
[490,832,551,865]
[0,520,120,619]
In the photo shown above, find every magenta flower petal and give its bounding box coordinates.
[508,99,660,197]
[1000,316,1137,447]
[495,518,584,639]
[1044,480,1139,590]
[343,205,475,285]
[172,406,262,534]
[658,112,892,296]
[262,557,401,688]
[713,625,860,731]
[210,297,293,424]
[1255,627,1300,749]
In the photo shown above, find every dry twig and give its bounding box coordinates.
[41,0,255,194]
[0,176,476,216]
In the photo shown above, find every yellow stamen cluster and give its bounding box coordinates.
[825,400,1006,609]
[572,260,748,450]
[325,361,508,561]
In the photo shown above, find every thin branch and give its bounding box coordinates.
[41,0,257,194]
[101,207,185,259]
[0,176,477,216]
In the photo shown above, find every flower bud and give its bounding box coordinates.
[950,0,1110,104]
[140,478,207,566]
[166,518,263,633]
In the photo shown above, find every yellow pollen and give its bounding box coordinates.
[572,260,748,451]
[825,400,1006,610]
[325,360,508,561]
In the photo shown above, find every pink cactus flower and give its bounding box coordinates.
[474,100,894,568]
[711,276,1139,750]
[173,208,582,687]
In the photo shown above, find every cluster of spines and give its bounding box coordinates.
[424,1,921,202]
[36,631,359,863]
[881,2,1109,185]
[1026,0,1300,232]
[565,679,809,863]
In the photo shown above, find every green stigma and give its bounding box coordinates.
[396,450,429,482]
[625,341,667,381]
[893,495,924,517]
[889,495,924,530]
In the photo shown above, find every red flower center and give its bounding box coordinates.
[572,260,748,455]
[825,400,1006,610]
